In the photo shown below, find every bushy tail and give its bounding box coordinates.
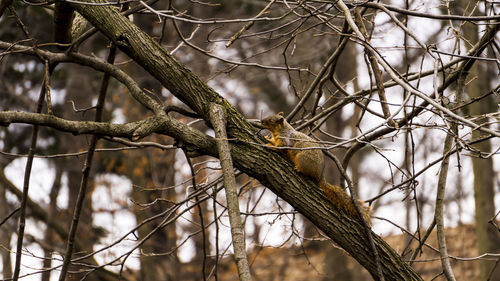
[319,181,371,224]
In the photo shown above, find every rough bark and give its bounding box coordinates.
[0,168,13,280]
[210,103,253,281]
[458,3,500,279]
[467,49,500,281]
[435,128,457,281]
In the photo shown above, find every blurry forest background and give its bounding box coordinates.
[0,0,499,280]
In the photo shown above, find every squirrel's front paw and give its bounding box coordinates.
[265,136,278,146]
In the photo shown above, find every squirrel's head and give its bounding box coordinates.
[261,112,285,131]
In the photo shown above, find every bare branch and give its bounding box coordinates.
[58,45,116,281]
[209,103,253,281]
[12,64,52,281]
[434,127,458,281]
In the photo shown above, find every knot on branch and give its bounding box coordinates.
[131,116,165,140]
[115,33,131,48]
[176,140,203,158]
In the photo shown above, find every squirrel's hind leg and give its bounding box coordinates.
[293,150,324,183]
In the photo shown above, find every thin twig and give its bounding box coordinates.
[410,218,436,265]
[184,151,208,281]
[226,0,277,47]
[212,183,220,281]
[287,22,350,121]
[353,8,395,127]
[43,60,53,115]
[171,17,306,72]
[357,2,500,21]
[12,63,53,281]
[0,207,20,228]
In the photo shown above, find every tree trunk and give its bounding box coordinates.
[0,166,13,280]
[41,163,63,281]
[460,13,500,281]
[128,143,179,281]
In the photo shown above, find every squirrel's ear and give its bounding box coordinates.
[277,113,284,124]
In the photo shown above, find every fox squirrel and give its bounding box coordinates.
[261,112,369,222]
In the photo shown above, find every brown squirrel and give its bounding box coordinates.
[261,112,369,222]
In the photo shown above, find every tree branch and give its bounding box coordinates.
[209,103,253,281]
[435,129,457,281]
[58,45,116,281]
[12,64,50,281]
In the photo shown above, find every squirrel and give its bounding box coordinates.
[261,112,369,222]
